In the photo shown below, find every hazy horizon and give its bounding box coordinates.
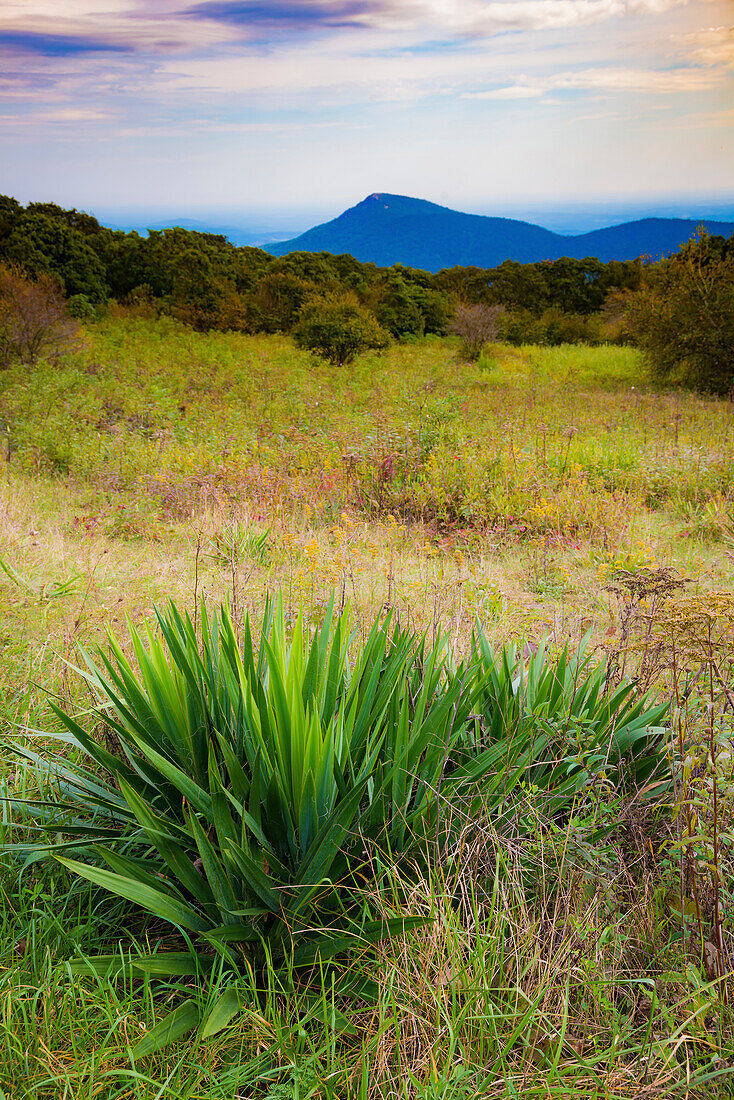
[13,191,734,247]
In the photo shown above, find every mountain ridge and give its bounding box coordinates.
[267,193,734,271]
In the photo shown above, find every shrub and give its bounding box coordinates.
[255,271,319,334]
[500,307,604,347]
[371,278,451,339]
[0,264,78,368]
[625,229,734,395]
[67,294,97,321]
[5,599,483,1047]
[294,296,390,366]
[449,303,504,360]
[469,631,669,808]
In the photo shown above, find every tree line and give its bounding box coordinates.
[0,194,732,392]
[0,194,639,340]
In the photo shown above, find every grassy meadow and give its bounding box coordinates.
[0,317,733,1098]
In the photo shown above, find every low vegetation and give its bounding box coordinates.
[7,597,667,1054]
[0,292,732,1095]
[0,263,78,370]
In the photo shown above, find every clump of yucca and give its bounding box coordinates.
[4,594,667,1051]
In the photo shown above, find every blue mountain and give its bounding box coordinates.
[267,193,734,271]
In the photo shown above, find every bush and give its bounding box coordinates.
[501,307,604,347]
[5,599,483,1047]
[294,296,390,366]
[0,264,78,368]
[371,278,451,339]
[67,293,97,321]
[449,303,504,360]
[625,229,734,395]
[373,281,425,339]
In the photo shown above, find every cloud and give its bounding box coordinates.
[178,0,690,39]
[552,65,723,92]
[467,63,729,99]
[114,117,348,138]
[479,82,544,97]
[0,106,115,123]
[183,0,380,34]
[0,0,697,70]
[673,25,734,68]
[0,30,132,55]
[442,0,687,37]
[1,0,731,163]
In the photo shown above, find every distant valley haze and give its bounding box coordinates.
[94,193,734,249]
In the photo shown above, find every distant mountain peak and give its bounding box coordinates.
[267,194,734,272]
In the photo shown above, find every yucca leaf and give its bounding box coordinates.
[117,778,217,911]
[291,915,428,967]
[45,703,145,793]
[187,810,239,916]
[223,842,284,913]
[202,923,263,943]
[201,986,245,1039]
[126,739,213,819]
[131,999,201,1058]
[56,856,210,933]
[290,777,370,912]
[215,733,250,803]
[67,952,211,978]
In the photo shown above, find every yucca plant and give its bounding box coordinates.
[3,600,669,1052]
[4,596,500,1049]
[463,630,669,821]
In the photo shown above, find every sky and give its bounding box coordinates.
[1,0,732,231]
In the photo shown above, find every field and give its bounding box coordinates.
[0,318,733,1099]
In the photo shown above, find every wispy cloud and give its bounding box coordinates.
[673,25,734,68]
[0,0,694,57]
[0,30,132,55]
[468,63,728,99]
[0,106,115,123]
[183,0,382,35]
[177,0,692,40]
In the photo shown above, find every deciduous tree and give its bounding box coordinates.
[0,265,77,369]
[625,230,734,396]
[450,302,504,360]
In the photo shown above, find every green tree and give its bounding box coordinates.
[26,201,102,237]
[294,296,390,366]
[626,230,734,395]
[373,275,425,338]
[3,213,108,301]
[0,195,21,248]
[256,270,319,333]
